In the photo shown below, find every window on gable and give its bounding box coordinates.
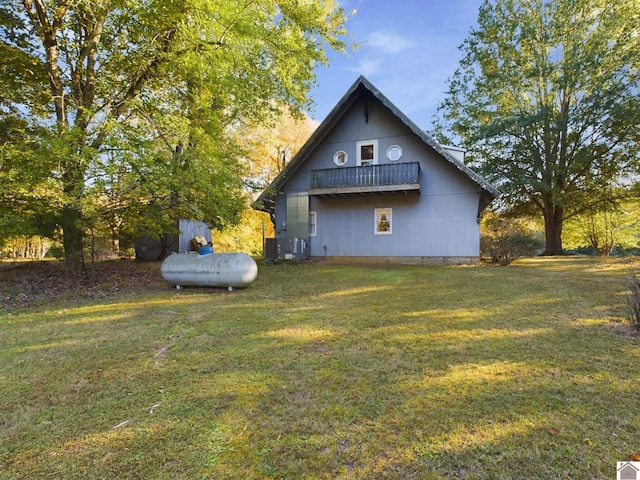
[333,151,348,166]
[357,139,378,166]
[387,145,403,161]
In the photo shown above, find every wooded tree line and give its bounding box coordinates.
[0,0,348,270]
[1,0,638,267]
[437,0,640,255]
[0,236,52,259]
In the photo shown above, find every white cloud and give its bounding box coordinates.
[346,58,381,76]
[366,32,414,54]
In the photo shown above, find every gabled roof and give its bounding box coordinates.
[255,75,500,211]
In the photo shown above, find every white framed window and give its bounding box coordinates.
[374,208,392,235]
[309,211,317,237]
[387,145,403,161]
[333,151,348,166]
[357,139,378,166]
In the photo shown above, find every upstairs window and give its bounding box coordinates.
[357,139,378,166]
[387,145,403,161]
[333,151,348,166]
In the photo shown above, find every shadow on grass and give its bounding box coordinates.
[2,259,639,478]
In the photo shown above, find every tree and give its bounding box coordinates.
[578,210,625,256]
[214,109,318,252]
[563,194,640,255]
[480,211,543,264]
[0,0,349,272]
[213,208,274,256]
[240,110,319,192]
[437,0,640,255]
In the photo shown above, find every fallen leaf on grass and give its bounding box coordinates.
[154,345,169,358]
[112,419,131,429]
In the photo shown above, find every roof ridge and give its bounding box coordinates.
[254,76,499,211]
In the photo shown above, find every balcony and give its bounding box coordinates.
[308,162,420,196]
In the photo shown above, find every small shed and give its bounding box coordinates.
[134,219,212,261]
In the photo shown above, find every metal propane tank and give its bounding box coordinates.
[161,252,258,291]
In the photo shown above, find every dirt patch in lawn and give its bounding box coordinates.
[0,259,166,311]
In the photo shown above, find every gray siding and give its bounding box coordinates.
[275,94,483,260]
[308,192,479,258]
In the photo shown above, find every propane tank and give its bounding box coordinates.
[161,252,258,291]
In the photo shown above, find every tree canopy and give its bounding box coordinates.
[0,0,349,271]
[437,0,640,254]
[562,195,640,255]
[214,109,318,253]
[239,109,319,192]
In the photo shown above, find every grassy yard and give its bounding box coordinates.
[1,257,639,479]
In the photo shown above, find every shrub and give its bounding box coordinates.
[626,271,640,331]
[481,217,544,265]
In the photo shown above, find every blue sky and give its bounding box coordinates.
[307,0,484,130]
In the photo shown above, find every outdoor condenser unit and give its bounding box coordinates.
[265,238,309,260]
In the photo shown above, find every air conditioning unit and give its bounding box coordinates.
[264,238,309,261]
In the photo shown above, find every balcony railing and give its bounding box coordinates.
[309,162,420,196]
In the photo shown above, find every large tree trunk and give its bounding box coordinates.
[542,203,565,255]
[61,163,86,274]
[61,204,85,275]
[23,2,84,271]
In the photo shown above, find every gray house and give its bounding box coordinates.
[255,76,499,264]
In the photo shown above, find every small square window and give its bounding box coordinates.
[374,208,392,235]
[361,145,374,160]
[357,139,378,166]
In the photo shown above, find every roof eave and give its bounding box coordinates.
[254,75,500,207]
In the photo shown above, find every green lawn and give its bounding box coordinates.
[1,257,639,479]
